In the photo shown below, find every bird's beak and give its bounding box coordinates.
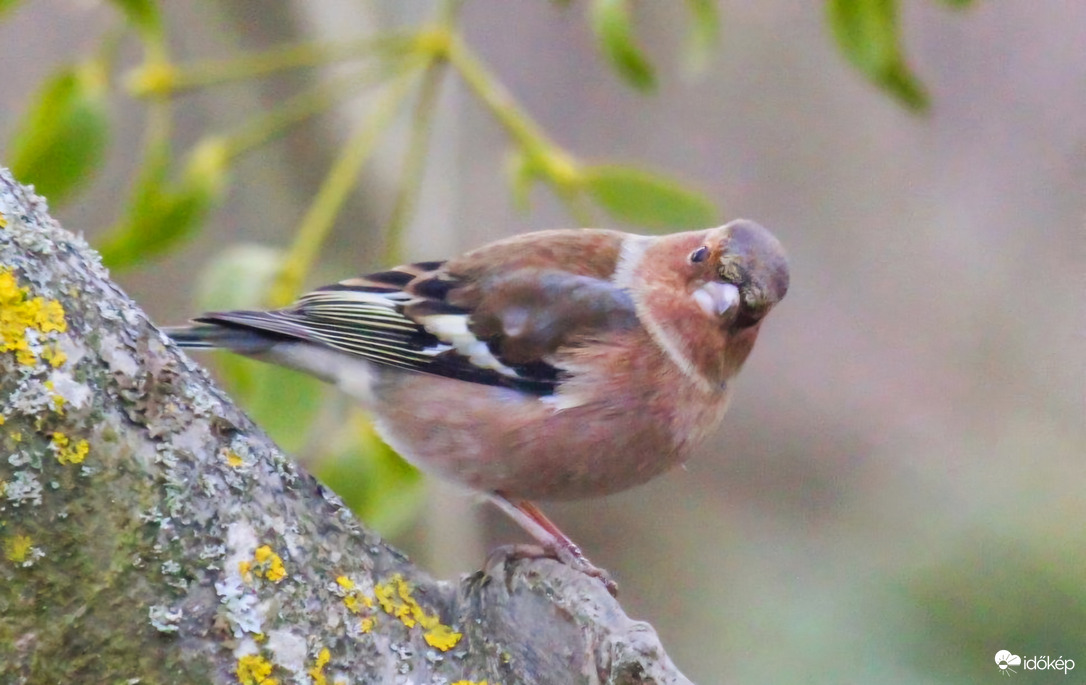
[693,281,740,317]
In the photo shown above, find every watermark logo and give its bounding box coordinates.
[994,650,1074,676]
[995,651,1021,676]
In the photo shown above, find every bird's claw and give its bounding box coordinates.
[486,543,618,597]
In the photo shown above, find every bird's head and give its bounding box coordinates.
[633,219,790,389]
[686,219,790,333]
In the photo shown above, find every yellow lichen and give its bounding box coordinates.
[308,647,331,685]
[0,213,6,229]
[451,681,494,685]
[343,592,372,615]
[0,414,5,425]
[0,268,67,367]
[372,574,462,651]
[244,545,286,583]
[43,380,66,413]
[424,622,463,651]
[236,654,277,685]
[41,344,66,368]
[51,432,89,465]
[225,450,244,467]
[4,534,33,563]
[337,574,375,631]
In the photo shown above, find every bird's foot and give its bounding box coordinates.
[487,492,618,596]
[486,543,618,597]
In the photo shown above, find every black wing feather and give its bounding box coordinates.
[191,262,638,398]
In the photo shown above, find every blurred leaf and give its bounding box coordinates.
[106,0,162,38]
[827,0,930,112]
[9,62,110,206]
[192,243,326,452]
[905,543,1086,682]
[220,358,327,453]
[589,0,656,91]
[505,148,544,212]
[0,0,23,18]
[683,0,721,73]
[195,243,283,312]
[314,415,423,537]
[98,138,230,270]
[583,164,717,230]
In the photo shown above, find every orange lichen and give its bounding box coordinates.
[0,269,66,367]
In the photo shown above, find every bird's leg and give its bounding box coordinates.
[488,491,618,596]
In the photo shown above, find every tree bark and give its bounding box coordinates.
[0,168,692,685]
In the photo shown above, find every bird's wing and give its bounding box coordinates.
[197,229,640,395]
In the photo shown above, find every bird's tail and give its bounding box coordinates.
[163,322,281,354]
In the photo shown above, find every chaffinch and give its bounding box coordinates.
[169,218,789,593]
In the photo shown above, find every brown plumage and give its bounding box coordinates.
[167,219,790,593]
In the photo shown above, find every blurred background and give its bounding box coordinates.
[2,1,1084,682]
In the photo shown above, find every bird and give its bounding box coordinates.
[167,218,790,594]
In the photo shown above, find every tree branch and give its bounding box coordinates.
[0,168,692,685]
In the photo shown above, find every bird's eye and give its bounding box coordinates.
[689,246,709,263]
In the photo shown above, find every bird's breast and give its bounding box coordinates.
[368,328,731,500]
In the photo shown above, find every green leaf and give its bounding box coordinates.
[683,0,721,73]
[313,417,423,537]
[106,0,162,38]
[827,0,930,112]
[589,0,656,91]
[0,0,24,18]
[9,62,110,206]
[504,148,544,212]
[583,165,717,230]
[98,138,229,270]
